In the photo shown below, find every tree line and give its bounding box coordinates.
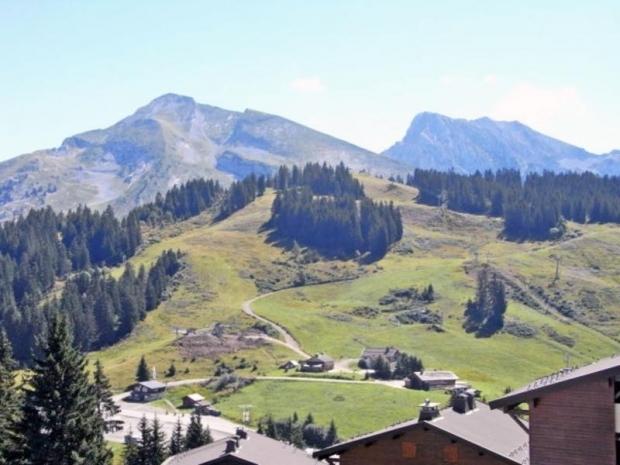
[5,249,181,363]
[271,162,365,197]
[366,352,424,380]
[124,412,213,465]
[407,169,620,240]
[134,178,223,225]
[257,412,339,450]
[463,266,507,337]
[269,163,402,259]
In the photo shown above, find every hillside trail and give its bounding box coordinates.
[490,265,617,343]
[242,292,311,359]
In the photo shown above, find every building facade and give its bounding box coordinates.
[490,356,620,465]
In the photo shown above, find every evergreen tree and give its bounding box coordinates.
[265,415,276,439]
[184,412,212,450]
[371,356,392,380]
[136,355,151,382]
[122,432,140,465]
[0,329,20,465]
[169,419,184,456]
[147,417,167,465]
[325,420,339,446]
[93,359,120,420]
[19,312,111,465]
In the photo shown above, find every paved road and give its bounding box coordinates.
[106,390,242,444]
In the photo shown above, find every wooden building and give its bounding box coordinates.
[406,370,459,390]
[300,354,335,373]
[360,347,401,368]
[490,355,620,465]
[129,380,166,402]
[163,428,320,465]
[182,393,205,409]
[315,395,529,465]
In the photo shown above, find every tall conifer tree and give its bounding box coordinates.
[19,312,111,465]
[0,329,20,465]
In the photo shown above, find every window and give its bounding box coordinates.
[402,441,417,458]
[443,444,458,463]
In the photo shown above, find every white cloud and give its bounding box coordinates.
[290,76,325,94]
[483,74,498,86]
[439,75,458,86]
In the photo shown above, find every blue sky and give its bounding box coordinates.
[0,0,618,159]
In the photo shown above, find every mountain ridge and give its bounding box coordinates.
[1,95,619,221]
[0,94,401,220]
[382,112,616,175]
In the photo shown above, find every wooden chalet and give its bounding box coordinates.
[300,354,335,373]
[163,428,320,465]
[490,355,620,465]
[406,370,459,390]
[315,393,529,465]
[360,347,401,367]
[129,380,166,402]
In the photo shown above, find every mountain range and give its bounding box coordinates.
[0,93,618,219]
[383,112,620,175]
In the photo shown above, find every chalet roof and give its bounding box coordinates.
[162,431,319,465]
[361,347,400,358]
[413,370,459,382]
[184,393,205,402]
[136,380,166,390]
[305,354,334,363]
[490,355,620,410]
[314,403,528,465]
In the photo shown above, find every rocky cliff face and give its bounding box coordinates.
[383,112,616,175]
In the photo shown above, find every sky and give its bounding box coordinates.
[0,0,619,160]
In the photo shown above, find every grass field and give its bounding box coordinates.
[252,176,620,398]
[109,442,124,465]
[160,380,448,439]
[91,174,620,432]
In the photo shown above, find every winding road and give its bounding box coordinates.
[242,292,310,359]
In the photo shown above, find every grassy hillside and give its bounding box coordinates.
[93,173,620,425]
[253,176,620,397]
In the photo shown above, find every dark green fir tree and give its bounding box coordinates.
[19,312,111,465]
[136,355,151,382]
[0,329,21,465]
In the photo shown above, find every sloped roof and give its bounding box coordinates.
[413,370,459,382]
[137,380,166,390]
[305,354,334,363]
[163,431,319,465]
[184,393,205,402]
[490,355,620,410]
[314,403,528,464]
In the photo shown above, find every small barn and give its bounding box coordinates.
[406,370,459,390]
[182,393,206,409]
[360,347,401,368]
[195,401,221,416]
[129,380,166,402]
[300,354,335,373]
[279,360,300,370]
